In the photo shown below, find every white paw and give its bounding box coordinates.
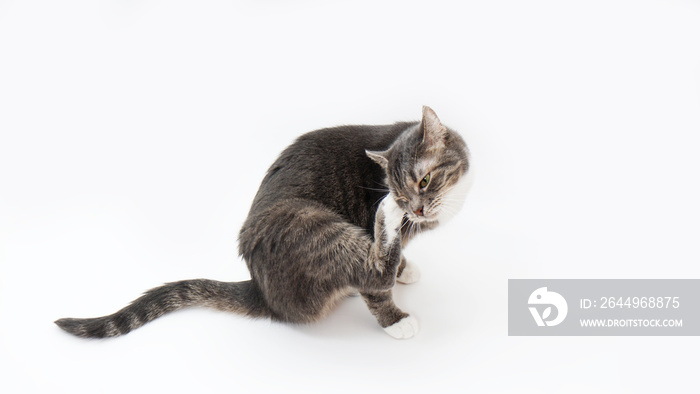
[379,196,404,247]
[383,315,419,339]
[397,261,420,284]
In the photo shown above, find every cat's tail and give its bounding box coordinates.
[55,279,270,338]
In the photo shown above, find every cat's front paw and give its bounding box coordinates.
[383,315,419,339]
[379,196,405,247]
[397,261,420,284]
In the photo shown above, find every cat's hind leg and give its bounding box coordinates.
[396,256,421,284]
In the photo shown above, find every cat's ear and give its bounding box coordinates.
[420,105,447,148]
[366,149,389,169]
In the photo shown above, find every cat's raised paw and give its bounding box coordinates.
[383,315,419,339]
[397,262,420,284]
[379,196,405,247]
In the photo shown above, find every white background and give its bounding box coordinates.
[1,0,699,392]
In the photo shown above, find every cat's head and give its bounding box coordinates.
[367,106,472,224]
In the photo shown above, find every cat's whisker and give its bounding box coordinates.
[408,221,418,241]
[371,196,386,208]
[437,196,468,204]
[359,186,391,192]
[386,216,411,258]
[370,179,388,187]
[440,193,469,200]
[436,205,462,219]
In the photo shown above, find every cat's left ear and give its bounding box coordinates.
[420,105,447,148]
[366,149,389,169]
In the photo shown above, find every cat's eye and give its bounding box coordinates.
[419,173,431,189]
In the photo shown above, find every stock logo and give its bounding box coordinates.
[528,287,568,327]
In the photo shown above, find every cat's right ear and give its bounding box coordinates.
[420,105,447,149]
[366,150,389,169]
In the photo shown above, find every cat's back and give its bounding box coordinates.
[245,121,416,232]
[288,122,413,164]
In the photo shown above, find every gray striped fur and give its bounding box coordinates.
[55,106,469,338]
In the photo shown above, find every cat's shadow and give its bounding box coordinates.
[289,295,378,339]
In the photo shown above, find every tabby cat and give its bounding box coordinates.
[55,106,471,339]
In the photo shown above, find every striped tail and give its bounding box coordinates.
[55,279,270,338]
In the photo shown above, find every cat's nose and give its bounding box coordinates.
[414,206,424,216]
